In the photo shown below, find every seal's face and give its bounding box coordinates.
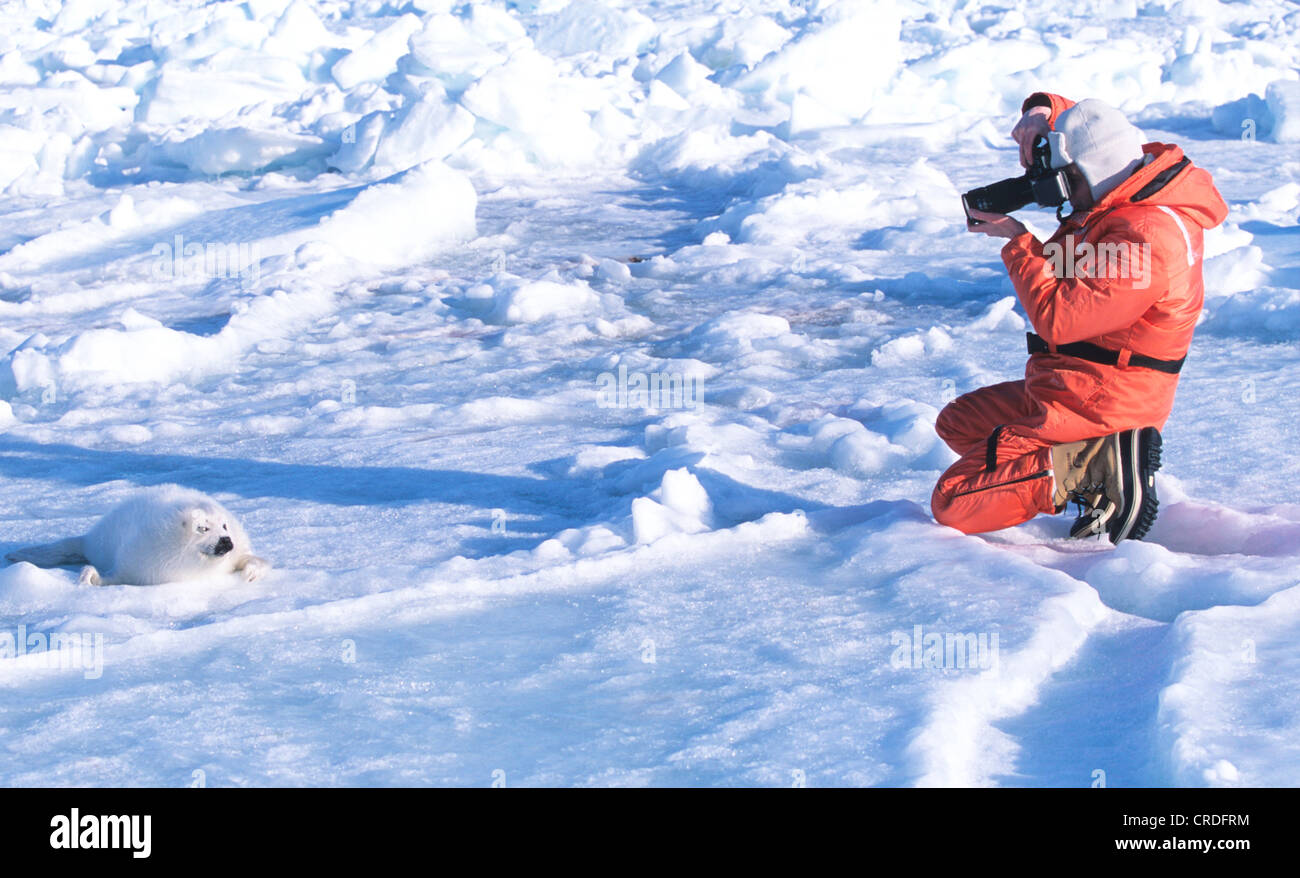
[184,507,235,558]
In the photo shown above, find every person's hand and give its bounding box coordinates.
[1011,105,1052,168]
[966,208,1028,239]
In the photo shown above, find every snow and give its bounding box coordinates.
[1266,79,1300,142]
[0,0,1298,787]
[1158,585,1300,786]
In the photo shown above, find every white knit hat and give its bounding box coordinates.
[1047,99,1146,201]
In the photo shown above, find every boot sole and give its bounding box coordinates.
[1109,427,1162,544]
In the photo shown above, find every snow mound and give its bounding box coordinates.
[1158,585,1300,786]
[630,468,715,544]
[872,327,954,367]
[1,284,336,393]
[286,160,477,267]
[669,312,803,362]
[487,278,603,325]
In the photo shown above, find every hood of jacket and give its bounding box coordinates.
[1083,141,1229,230]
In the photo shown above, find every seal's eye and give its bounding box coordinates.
[196,525,209,534]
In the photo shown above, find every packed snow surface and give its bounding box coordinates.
[0,0,1298,786]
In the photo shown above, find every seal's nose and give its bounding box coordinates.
[214,536,234,556]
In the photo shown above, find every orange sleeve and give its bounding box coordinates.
[1000,213,1170,346]
[1021,93,1076,128]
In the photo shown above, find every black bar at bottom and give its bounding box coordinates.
[0,787,1290,864]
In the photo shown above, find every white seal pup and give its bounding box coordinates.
[5,484,270,586]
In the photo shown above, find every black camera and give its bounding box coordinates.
[962,135,1072,224]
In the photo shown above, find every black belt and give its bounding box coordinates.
[1026,332,1185,374]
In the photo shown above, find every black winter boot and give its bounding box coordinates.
[1051,427,1162,544]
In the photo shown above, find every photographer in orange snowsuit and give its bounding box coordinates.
[931,93,1228,543]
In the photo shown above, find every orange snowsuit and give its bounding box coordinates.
[931,92,1229,535]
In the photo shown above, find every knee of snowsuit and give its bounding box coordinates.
[931,442,1057,534]
[929,91,1228,536]
[931,382,1057,534]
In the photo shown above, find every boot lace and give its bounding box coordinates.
[1068,482,1109,540]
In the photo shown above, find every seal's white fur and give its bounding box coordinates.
[5,485,269,586]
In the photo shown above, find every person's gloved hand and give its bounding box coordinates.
[966,208,1028,239]
[1011,105,1053,168]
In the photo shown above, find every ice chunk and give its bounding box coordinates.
[1266,79,1300,142]
[533,0,655,58]
[630,468,713,544]
[0,51,40,86]
[1211,93,1271,140]
[160,127,330,176]
[371,86,477,173]
[463,4,528,46]
[407,13,504,85]
[659,467,712,521]
[965,296,1025,333]
[0,124,44,191]
[330,14,422,90]
[460,49,602,166]
[696,15,790,70]
[264,0,337,59]
[655,53,714,98]
[734,0,900,121]
[142,63,308,125]
[328,111,386,174]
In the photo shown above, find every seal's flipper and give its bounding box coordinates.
[5,536,89,568]
[235,554,271,582]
